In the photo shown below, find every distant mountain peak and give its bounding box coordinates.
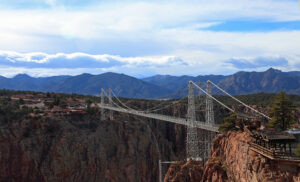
[13,74,32,79]
[266,68,281,73]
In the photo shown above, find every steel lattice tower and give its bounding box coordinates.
[109,88,114,120]
[204,81,216,162]
[187,81,200,160]
[206,81,214,125]
[101,88,105,121]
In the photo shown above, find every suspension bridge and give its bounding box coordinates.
[98,80,270,161]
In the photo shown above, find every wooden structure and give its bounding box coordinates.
[250,130,300,162]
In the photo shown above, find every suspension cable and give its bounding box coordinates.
[102,89,130,110]
[194,89,206,111]
[110,89,186,112]
[147,97,187,112]
[208,80,271,120]
[190,81,234,112]
[110,90,168,112]
[110,90,139,111]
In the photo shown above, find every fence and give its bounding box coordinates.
[250,142,300,161]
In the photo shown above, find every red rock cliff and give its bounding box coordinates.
[164,131,300,182]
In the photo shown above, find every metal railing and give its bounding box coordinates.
[250,142,300,161]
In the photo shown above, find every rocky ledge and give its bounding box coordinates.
[164,131,300,182]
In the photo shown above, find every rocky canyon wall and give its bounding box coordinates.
[0,118,162,182]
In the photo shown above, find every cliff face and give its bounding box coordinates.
[209,131,300,182]
[163,160,203,182]
[164,131,300,182]
[0,98,191,182]
[0,118,160,182]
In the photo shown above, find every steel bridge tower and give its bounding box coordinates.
[206,81,214,126]
[101,88,105,121]
[187,81,200,160]
[204,80,216,162]
[192,80,216,163]
[109,88,114,120]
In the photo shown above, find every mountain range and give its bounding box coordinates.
[0,68,300,98]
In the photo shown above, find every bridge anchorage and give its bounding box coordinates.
[98,80,270,163]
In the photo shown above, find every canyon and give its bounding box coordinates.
[1,91,300,182]
[0,117,163,182]
[2,115,299,182]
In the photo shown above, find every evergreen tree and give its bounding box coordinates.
[86,99,92,108]
[267,91,294,130]
[219,112,237,133]
[18,98,25,105]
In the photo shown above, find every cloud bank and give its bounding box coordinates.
[226,57,289,69]
[0,50,298,78]
[0,51,188,77]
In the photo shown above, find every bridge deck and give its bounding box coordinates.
[99,104,219,132]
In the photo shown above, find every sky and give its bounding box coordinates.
[0,0,300,77]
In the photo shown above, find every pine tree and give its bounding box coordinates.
[267,91,294,131]
[219,112,237,132]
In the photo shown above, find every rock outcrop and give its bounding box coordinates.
[209,131,300,182]
[164,131,300,182]
[163,160,203,182]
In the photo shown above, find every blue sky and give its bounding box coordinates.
[0,0,300,77]
[204,20,300,32]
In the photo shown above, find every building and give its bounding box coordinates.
[250,130,300,162]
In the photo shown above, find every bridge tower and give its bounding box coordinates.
[206,81,214,125]
[101,88,106,121]
[109,88,114,120]
[187,81,200,160]
[197,80,216,163]
[204,80,216,162]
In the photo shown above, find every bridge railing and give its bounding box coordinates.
[250,142,300,161]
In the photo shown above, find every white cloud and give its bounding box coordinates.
[0,49,299,77]
[0,50,186,70]
[0,50,188,77]
[0,0,299,76]
[0,1,299,40]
